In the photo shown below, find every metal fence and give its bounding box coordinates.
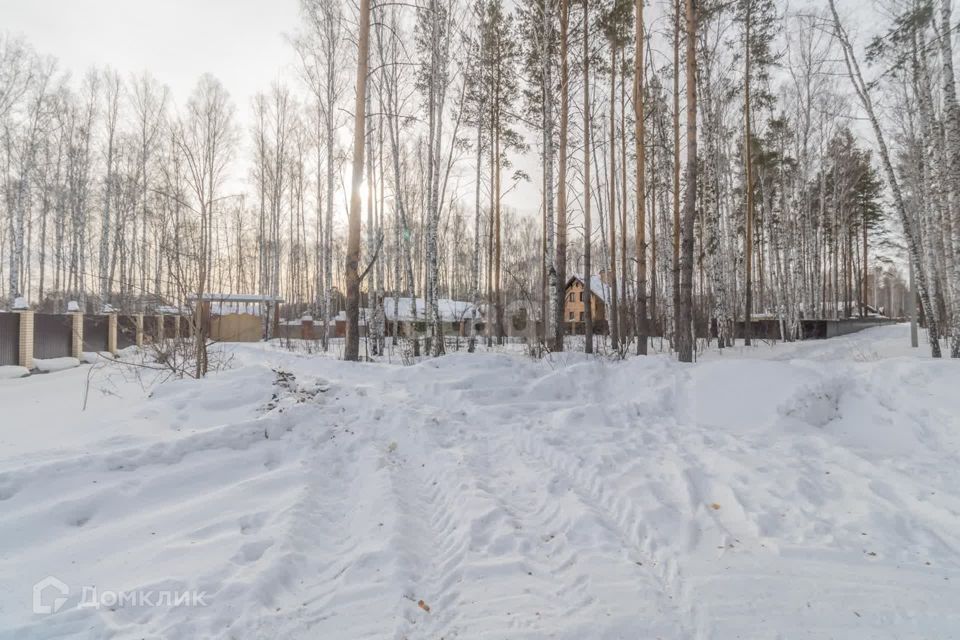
[142,316,160,343]
[33,314,73,359]
[163,315,178,339]
[117,315,138,349]
[0,313,19,366]
[83,315,109,352]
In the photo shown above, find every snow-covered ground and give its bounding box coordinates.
[1,324,958,639]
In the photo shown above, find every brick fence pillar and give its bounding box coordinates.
[17,310,34,370]
[108,314,118,354]
[135,314,144,347]
[156,315,165,342]
[71,313,83,359]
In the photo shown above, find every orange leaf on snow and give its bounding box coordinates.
[418,599,431,613]
[710,503,721,510]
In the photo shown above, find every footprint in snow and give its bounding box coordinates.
[233,540,274,564]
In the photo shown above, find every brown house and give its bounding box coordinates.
[563,273,610,335]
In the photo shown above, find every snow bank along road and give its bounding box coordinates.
[1,324,958,639]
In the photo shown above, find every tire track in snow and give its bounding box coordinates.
[235,392,401,639]
[423,419,607,638]
[407,360,702,637]
[254,430,378,635]
[386,457,470,638]
[516,428,705,639]
[385,399,626,639]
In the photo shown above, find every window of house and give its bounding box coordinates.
[568,292,573,302]
[568,311,574,320]
[579,292,583,302]
[579,311,584,321]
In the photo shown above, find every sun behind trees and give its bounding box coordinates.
[2,0,958,364]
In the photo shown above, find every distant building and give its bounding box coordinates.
[187,293,284,342]
[381,297,479,337]
[563,273,610,335]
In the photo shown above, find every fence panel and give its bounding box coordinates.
[142,316,160,343]
[117,315,138,349]
[34,314,73,359]
[0,313,19,366]
[180,316,193,338]
[164,315,178,339]
[83,315,109,352]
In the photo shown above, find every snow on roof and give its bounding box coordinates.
[567,274,612,306]
[154,305,186,315]
[186,293,284,303]
[381,297,477,323]
[328,310,369,325]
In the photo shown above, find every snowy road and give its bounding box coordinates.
[1,324,959,639]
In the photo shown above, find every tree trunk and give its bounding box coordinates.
[608,45,620,350]
[583,0,594,354]
[939,0,960,357]
[672,0,682,349]
[344,0,371,361]
[743,0,754,345]
[555,0,569,352]
[544,0,557,353]
[678,0,697,362]
[635,0,648,354]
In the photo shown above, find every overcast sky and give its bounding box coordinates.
[1,0,301,112]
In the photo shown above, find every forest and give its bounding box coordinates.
[2,0,959,362]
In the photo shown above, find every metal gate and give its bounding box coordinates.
[34,314,73,359]
[0,313,19,366]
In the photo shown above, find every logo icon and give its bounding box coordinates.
[33,576,69,614]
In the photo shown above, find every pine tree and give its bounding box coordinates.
[344,0,371,361]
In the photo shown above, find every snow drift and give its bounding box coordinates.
[0,324,957,639]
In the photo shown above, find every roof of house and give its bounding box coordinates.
[381,297,478,322]
[565,274,612,306]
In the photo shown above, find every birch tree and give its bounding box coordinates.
[829,0,941,356]
[294,0,348,351]
[175,74,237,375]
[677,0,698,362]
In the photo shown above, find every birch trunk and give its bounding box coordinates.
[677,0,696,363]
[635,0,648,353]
[938,0,960,357]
